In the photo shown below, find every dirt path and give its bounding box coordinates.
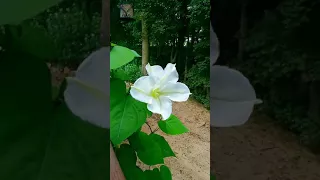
[144,99,320,180]
[141,100,210,180]
[211,114,320,180]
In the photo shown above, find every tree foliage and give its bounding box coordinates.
[111,0,210,107]
[215,0,320,150]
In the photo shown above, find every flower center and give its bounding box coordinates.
[151,88,161,98]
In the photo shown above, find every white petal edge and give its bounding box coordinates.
[75,47,109,94]
[210,23,220,66]
[159,63,179,86]
[159,96,173,120]
[64,77,109,129]
[147,97,161,114]
[160,82,191,102]
[130,76,155,104]
[146,63,164,80]
[147,96,172,120]
[211,99,254,127]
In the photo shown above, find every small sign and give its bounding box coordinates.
[120,4,134,19]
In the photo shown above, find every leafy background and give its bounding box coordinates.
[213,0,320,152]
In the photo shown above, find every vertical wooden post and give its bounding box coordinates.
[100,0,125,179]
[141,18,149,75]
[100,0,110,47]
[110,143,126,180]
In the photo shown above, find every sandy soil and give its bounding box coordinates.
[211,114,320,180]
[141,100,211,180]
[143,99,320,180]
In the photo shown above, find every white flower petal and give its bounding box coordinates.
[75,47,109,94]
[146,63,164,80]
[64,77,108,129]
[147,97,161,114]
[211,100,254,127]
[130,76,155,104]
[160,82,191,102]
[210,65,261,127]
[147,96,172,120]
[157,63,179,86]
[159,96,172,120]
[210,23,220,66]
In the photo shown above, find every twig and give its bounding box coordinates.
[152,128,159,134]
[145,122,153,133]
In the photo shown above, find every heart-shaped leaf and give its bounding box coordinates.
[110,79,148,145]
[158,115,189,135]
[110,45,141,70]
[0,51,109,180]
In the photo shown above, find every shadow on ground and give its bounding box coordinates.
[211,114,320,180]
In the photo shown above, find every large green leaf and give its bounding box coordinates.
[158,115,189,135]
[115,144,146,180]
[112,69,129,81]
[0,0,62,25]
[143,166,172,180]
[144,168,162,180]
[128,132,164,165]
[150,134,175,158]
[0,52,109,180]
[110,79,148,145]
[159,165,172,180]
[110,45,141,70]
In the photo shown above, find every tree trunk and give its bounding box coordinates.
[100,0,110,47]
[237,2,247,62]
[100,0,124,179]
[141,18,149,75]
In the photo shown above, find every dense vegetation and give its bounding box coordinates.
[1,0,210,107]
[111,0,210,107]
[213,0,320,151]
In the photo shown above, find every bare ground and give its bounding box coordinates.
[141,100,211,180]
[211,113,320,180]
[144,99,320,180]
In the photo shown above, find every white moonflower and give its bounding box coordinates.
[130,63,191,120]
[64,47,109,129]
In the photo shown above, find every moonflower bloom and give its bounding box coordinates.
[130,63,191,120]
[64,47,109,129]
[210,23,262,127]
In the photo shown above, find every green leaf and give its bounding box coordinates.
[42,103,110,180]
[113,69,129,81]
[158,115,189,135]
[147,109,153,117]
[110,45,141,69]
[51,86,60,100]
[0,52,109,180]
[0,0,63,25]
[115,144,137,167]
[211,174,216,180]
[11,24,58,59]
[110,79,148,145]
[128,132,164,165]
[115,144,146,180]
[150,134,175,158]
[144,166,172,180]
[160,165,172,180]
[144,168,162,180]
[131,50,141,57]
